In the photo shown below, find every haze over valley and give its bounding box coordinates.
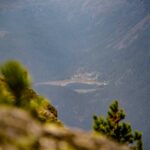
[0,0,150,149]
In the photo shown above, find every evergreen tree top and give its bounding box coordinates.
[93,100,143,150]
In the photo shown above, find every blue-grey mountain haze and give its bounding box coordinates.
[0,0,150,149]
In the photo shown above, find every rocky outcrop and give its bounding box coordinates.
[0,106,129,150]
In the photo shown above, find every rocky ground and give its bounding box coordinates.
[0,106,129,150]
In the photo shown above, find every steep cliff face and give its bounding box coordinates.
[0,106,129,150]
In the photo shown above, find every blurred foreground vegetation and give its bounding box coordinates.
[0,60,59,124]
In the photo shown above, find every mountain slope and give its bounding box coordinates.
[0,0,149,149]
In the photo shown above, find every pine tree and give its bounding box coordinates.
[93,100,143,150]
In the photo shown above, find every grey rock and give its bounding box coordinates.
[0,106,129,150]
